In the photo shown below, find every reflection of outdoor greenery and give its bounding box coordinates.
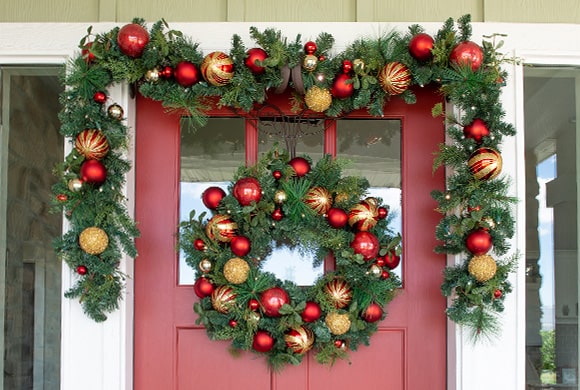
[541,330,556,383]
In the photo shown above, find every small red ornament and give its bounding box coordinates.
[377,206,388,219]
[202,186,226,210]
[75,129,109,160]
[334,340,345,349]
[211,285,236,313]
[378,62,411,95]
[381,270,390,279]
[375,256,386,267]
[304,41,317,54]
[76,265,88,275]
[304,186,332,215]
[331,73,354,99]
[285,326,315,354]
[272,208,283,221]
[301,301,322,322]
[245,47,268,75]
[229,319,238,328]
[117,23,149,58]
[409,33,434,61]
[342,60,353,74]
[465,229,493,255]
[350,231,380,261]
[272,170,282,180]
[362,302,383,323]
[248,298,260,311]
[494,289,502,299]
[93,91,107,104]
[324,279,353,309]
[230,235,251,257]
[327,208,348,229]
[80,159,107,185]
[81,42,96,63]
[160,65,173,79]
[384,250,401,270]
[450,41,484,72]
[252,330,275,353]
[194,238,206,251]
[260,286,290,317]
[288,157,311,177]
[463,118,490,143]
[205,214,238,242]
[348,198,379,231]
[193,277,215,298]
[57,194,68,202]
[201,51,234,86]
[233,177,262,206]
[468,147,503,181]
[174,61,200,87]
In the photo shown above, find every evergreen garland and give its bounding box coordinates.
[52,15,518,344]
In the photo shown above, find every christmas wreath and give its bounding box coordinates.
[179,148,401,367]
[52,14,518,340]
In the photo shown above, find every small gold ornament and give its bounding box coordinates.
[199,259,212,273]
[223,257,250,284]
[107,104,124,120]
[68,178,83,192]
[302,54,318,72]
[145,68,160,82]
[274,190,287,204]
[353,58,365,74]
[325,312,351,335]
[304,86,332,113]
[468,254,497,282]
[369,264,382,277]
[246,310,261,324]
[79,227,109,255]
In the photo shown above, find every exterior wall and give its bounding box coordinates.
[1,0,580,23]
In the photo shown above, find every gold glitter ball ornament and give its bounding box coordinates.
[468,254,497,282]
[223,257,250,284]
[79,227,109,255]
[304,86,332,113]
[325,312,351,335]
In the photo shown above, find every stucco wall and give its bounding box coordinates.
[1,0,580,23]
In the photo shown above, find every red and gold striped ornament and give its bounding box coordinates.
[284,326,315,354]
[75,129,109,160]
[324,278,353,309]
[468,147,503,181]
[304,186,332,215]
[211,285,236,313]
[378,62,411,95]
[348,197,379,231]
[201,51,234,86]
[205,214,238,242]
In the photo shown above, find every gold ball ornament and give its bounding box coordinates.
[325,312,351,335]
[205,214,238,243]
[304,186,332,215]
[324,278,353,308]
[145,68,160,82]
[284,326,315,354]
[353,58,365,74]
[468,254,497,282]
[200,51,234,86]
[107,104,124,120]
[79,227,109,255]
[348,197,379,231]
[468,147,503,181]
[302,54,318,72]
[378,62,411,95]
[223,257,250,284]
[68,178,83,192]
[199,259,212,273]
[274,190,287,204]
[304,86,332,113]
[211,285,237,314]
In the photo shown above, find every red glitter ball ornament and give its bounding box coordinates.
[117,23,150,58]
[450,41,484,72]
[260,287,290,317]
[350,231,380,261]
[233,177,262,206]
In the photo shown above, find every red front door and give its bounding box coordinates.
[134,87,446,389]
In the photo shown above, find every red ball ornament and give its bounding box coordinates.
[245,47,268,75]
[252,330,275,353]
[301,301,322,322]
[334,340,345,349]
[304,41,317,54]
[272,170,282,180]
[93,91,107,104]
[260,287,290,317]
[362,302,383,323]
[381,270,390,279]
[193,238,206,251]
[233,177,262,206]
[174,61,200,87]
[57,194,68,202]
[75,129,109,160]
[81,42,95,63]
[331,73,354,99]
[377,206,388,220]
[160,65,173,79]
[304,186,332,215]
[494,289,503,299]
[248,298,260,311]
[463,118,490,143]
[80,159,107,185]
[202,186,226,210]
[324,279,353,309]
[288,157,311,177]
[409,33,434,61]
[76,265,88,275]
[230,235,251,257]
[350,231,380,261]
[285,326,315,354]
[468,147,503,181]
[117,23,150,58]
[327,208,348,229]
[342,60,353,74]
[384,250,401,270]
[272,208,283,221]
[375,256,386,267]
[465,229,493,255]
[229,319,238,328]
[193,277,215,298]
[201,51,234,86]
[205,214,238,243]
[450,41,484,72]
[378,62,411,95]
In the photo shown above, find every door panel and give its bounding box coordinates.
[134,87,446,389]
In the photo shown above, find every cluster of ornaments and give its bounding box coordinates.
[189,155,401,359]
